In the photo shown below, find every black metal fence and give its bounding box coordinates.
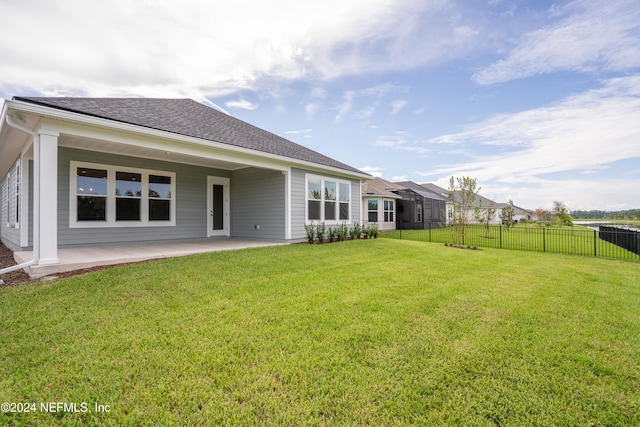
[380,222,640,261]
[599,226,640,256]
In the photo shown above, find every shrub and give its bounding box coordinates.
[304,222,316,244]
[337,222,349,242]
[315,222,326,244]
[362,224,373,239]
[328,226,337,243]
[350,222,362,240]
[369,224,379,239]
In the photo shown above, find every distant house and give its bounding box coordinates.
[0,97,369,272]
[504,203,533,223]
[421,182,532,225]
[361,177,402,230]
[393,181,448,229]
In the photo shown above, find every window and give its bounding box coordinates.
[77,167,108,221]
[71,161,175,227]
[324,180,336,221]
[307,177,321,221]
[384,200,394,222]
[116,171,141,221]
[417,203,423,223]
[149,175,172,221]
[339,183,349,220]
[2,158,21,228]
[368,199,378,222]
[306,175,351,223]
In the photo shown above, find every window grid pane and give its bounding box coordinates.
[77,167,108,196]
[324,181,336,201]
[149,199,170,221]
[77,196,106,221]
[149,175,171,198]
[308,179,321,200]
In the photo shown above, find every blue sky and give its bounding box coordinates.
[1,0,639,210]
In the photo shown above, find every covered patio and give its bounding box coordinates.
[14,238,287,278]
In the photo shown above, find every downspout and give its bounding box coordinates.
[0,114,40,276]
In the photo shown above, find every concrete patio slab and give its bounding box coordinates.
[14,238,287,278]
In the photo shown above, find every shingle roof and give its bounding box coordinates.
[362,177,403,198]
[394,181,449,202]
[420,183,449,198]
[14,97,366,175]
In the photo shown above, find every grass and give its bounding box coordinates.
[1,239,639,426]
[381,223,640,260]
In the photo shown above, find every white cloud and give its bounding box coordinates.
[310,87,327,98]
[360,165,385,178]
[390,99,407,115]
[421,75,640,209]
[225,99,258,110]
[305,103,320,117]
[474,0,640,84]
[0,0,474,99]
[375,132,430,155]
[284,129,312,135]
[335,84,408,122]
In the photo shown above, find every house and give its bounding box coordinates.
[503,203,533,223]
[393,181,448,228]
[421,182,532,225]
[361,177,402,230]
[0,97,369,273]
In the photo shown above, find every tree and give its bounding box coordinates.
[448,176,479,245]
[475,198,497,238]
[552,201,573,226]
[502,200,516,230]
[535,208,552,227]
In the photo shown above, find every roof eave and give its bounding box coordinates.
[6,99,370,180]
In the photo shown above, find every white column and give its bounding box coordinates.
[37,130,59,265]
[284,169,291,240]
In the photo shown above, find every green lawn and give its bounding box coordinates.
[382,223,640,260]
[1,240,639,426]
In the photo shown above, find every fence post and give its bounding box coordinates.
[500,225,503,249]
[593,229,597,257]
[399,220,402,240]
[543,227,546,253]
[429,222,432,242]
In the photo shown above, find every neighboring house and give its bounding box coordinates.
[361,177,402,231]
[506,204,533,223]
[0,97,369,270]
[421,182,532,225]
[392,181,447,229]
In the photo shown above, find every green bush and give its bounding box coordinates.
[315,222,326,244]
[304,222,315,244]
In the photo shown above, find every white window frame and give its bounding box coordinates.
[69,161,176,228]
[367,199,379,223]
[305,174,351,224]
[383,199,394,223]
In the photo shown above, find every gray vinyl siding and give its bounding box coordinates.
[230,167,285,241]
[58,147,231,246]
[351,179,362,225]
[0,159,21,251]
[290,167,362,241]
[290,168,306,240]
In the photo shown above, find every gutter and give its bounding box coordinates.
[0,114,40,278]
